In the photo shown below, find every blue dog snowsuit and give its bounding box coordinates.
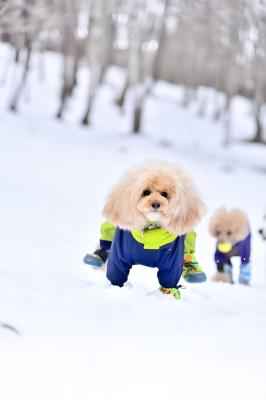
[215,233,251,271]
[106,226,185,288]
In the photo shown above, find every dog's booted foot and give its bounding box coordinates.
[83,248,109,268]
[182,262,207,283]
[160,286,182,300]
[212,264,233,283]
[239,263,251,286]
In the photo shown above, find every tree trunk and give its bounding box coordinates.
[14,49,20,63]
[249,103,265,144]
[81,97,93,125]
[197,95,207,117]
[9,46,31,112]
[81,0,104,126]
[152,0,170,81]
[131,81,151,134]
[115,77,129,111]
[56,0,78,120]
[56,55,78,119]
[133,104,142,134]
[212,107,223,121]
[223,97,232,147]
[181,87,194,108]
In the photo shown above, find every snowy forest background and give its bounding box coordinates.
[1,0,266,143]
[1,2,266,400]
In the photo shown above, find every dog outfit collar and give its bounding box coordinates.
[131,222,178,250]
[144,221,162,231]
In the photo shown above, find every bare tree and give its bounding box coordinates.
[81,0,106,125]
[56,0,79,119]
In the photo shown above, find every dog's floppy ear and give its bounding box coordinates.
[165,167,206,234]
[229,208,249,240]
[102,171,146,231]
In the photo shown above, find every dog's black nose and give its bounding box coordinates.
[258,229,263,234]
[151,202,160,209]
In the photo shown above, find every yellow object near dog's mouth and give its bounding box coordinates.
[217,242,232,253]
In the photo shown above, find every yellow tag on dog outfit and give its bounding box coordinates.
[217,242,232,253]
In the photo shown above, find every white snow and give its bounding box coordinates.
[0,44,266,400]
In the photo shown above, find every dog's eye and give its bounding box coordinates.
[227,230,232,236]
[215,230,221,236]
[160,192,168,198]
[142,190,151,197]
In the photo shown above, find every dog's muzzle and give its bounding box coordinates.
[146,210,161,222]
[151,202,160,209]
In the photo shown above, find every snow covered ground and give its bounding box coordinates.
[0,45,266,400]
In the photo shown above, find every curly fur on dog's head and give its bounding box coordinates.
[103,162,206,234]
[209,208,249,243]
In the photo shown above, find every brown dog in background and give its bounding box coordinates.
[209,208,251,285]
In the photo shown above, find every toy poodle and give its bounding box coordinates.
[102,162,206,299]
[209,207,251,285]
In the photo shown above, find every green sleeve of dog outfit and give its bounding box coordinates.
[184,230,197,262]
[100,220,116,242]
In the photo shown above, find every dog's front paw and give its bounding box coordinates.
[212,272,232,283]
